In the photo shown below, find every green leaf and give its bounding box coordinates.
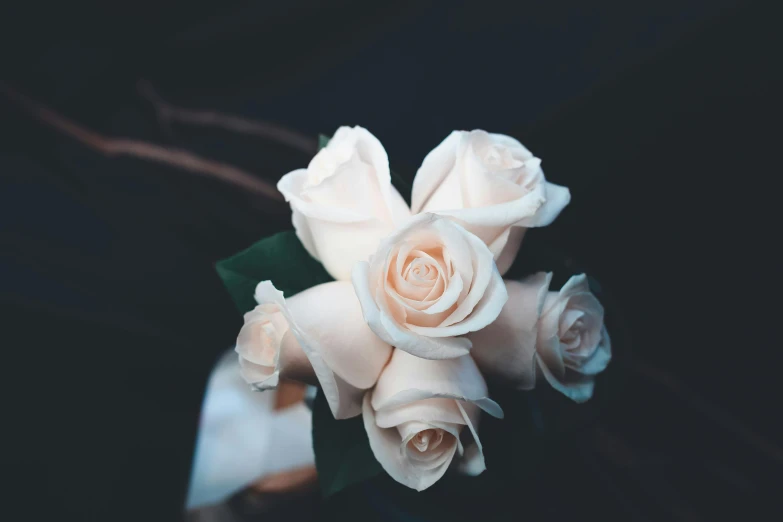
[215,231,333,314]
[317,133,412,204]
[312,389,382,497]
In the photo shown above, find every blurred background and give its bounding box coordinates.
[2,1,780,520]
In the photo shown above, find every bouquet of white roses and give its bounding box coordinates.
[216,126,611,494]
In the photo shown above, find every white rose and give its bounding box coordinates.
[468,273,611,402]
[411,130,571,274]
[236,280,393,418]
[277,126,411,281]
[537,274,611,402]
[363,349,503,491]
[235,303,306,391]
[352,213,508,360]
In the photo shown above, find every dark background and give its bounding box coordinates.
[1,1,780,520]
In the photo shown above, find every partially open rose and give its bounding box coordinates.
[537,274,611,402]
[235,303,308,391]
[277,126,411,281]
[411,130,570,274]
[363,349,503,491]
[236,280,393,418]
[468,273,611,402]
[352,213,508,360]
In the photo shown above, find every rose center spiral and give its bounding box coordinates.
[404,258,438,284]
[482,145,522,171]
[409,428,444,453]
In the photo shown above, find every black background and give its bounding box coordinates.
[1,1,780,520]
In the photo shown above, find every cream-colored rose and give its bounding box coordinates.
[363,349,503,491]
[469,273,611,402]
[236,280,393,418]
[411,130,571,274]
[277,126,411,281]
[352,213,508,360]
[235,303,305,391]
[537,274,611,403]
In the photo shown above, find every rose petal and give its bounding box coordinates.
[400,421,464,462]
[313,360,367,419]
[455,400,486,476]
[302,156,386,219]
[291,209,319,262]
[461,131,527,208]
[352,262,390,343]
[330,126,393,210]
[375,398,465,429]
[388,294,451,327]
[488,132,535,158]
[237,356,279,391]
[516,181,570,228]
[286,281,392,390]
[412,131,463,213]
[278,168,367,223]
[275,330,318,385]
[387,290,453,328]
[577,326,612,376]
[433,185,546,229]
[377,286,472,359]
[395,241,414,276]
[492,226,526,275]
[438,224,500,327]
[556,273,590,299]
[306,218,397,281]
[422,270,462,314]
[255,280,391,419]
[432,218,474,306]
[372,350,503,419]
[536,354,596,403]
[406,265,507,338]
[468,273,551,389]
[560,309,586,341]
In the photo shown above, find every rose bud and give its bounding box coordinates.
[236,280,393,418]
[277,126,411,281]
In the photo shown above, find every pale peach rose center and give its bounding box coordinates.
[476,142,538,190]
[560,306,600,359]
[562,319,583,350]
[392,246,452,304]
[404,258,438,284]
[253,320,279,367]
[407,428,453,458]
[481,145,522,172]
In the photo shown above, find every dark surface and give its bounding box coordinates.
[2,1,780,520]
